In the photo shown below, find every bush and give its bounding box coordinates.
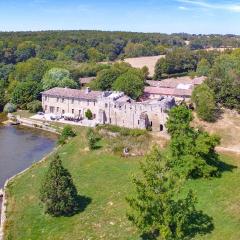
[58,125,76,145]
[87,128,98,150]
[27,100,42,113]
[3,102,16,113]
[97,125,147,137]
[85,109,93,120]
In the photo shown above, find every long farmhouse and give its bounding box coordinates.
[42,87,175,132]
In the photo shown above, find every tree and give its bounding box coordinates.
[3,102,16,113]
[206,54,240,111]
[0,80,5,111]
[154,58,168,79]
[192,84,216,122]
[127,147,213,239]
[11,80,41,109]
[85,109,93,120]
[166,105,220,178]
[87,129,98,150]
[15,41,36,62]
[27,100,43,113]
[40,154,79,216]
[58,125,76,145]
[113,69,144,99]
[42,68,78,90]
[95,68,121,91]
[196,58,210,76]
[14,58,47,82]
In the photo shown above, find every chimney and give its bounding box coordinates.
[85,87,91,94]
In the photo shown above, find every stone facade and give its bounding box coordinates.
[42,87,175,132]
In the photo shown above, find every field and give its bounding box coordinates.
[192,109,240,154]
[124,55,165,77]
[4,126,240,240]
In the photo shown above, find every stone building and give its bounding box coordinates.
[42,87,175,132]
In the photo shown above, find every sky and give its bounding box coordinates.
[0,0,240,34]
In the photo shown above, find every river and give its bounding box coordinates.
[0,124,57,188]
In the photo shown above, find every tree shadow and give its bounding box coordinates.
[64,195,92,217]
[185,210,214,238]
[206,152,237,177]
[139,211,214,240]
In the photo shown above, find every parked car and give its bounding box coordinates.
[37,112,44,115]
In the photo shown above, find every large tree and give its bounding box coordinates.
[192,84,216,122]
[166,105,220,178]
[42,68,78,90]
[40,154,79,217]
[113,69,144,99]
[11,80,42,109]
[206,53,240,111]
[127,147,213,239]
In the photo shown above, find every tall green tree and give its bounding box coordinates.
[196,58,211,76]
[192,84,216,122]
[42,68,78,90]
[166,105,220,178]
[40,154,79,217]
[127,147,213,239]
[11,80,42,109]
[113,69,144,99]
[206,53,240,111]
[0,79,5,111]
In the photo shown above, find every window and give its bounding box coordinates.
[138,120,140,125]
[72,99,74,104]
[57,98,59,102]
[94,101,95,106]
[45,105,48,111]
[57,107,59,112]
[109,118,112,124]
[62,110,65,114]
[72,109,74,114]
[61,98,64,103]
[45,96,48,101]
[105,103,108,108]
[50,106,54,113]
[87,100,89,106]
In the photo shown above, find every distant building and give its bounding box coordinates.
[42,87,175,132]
[145,76,206,101]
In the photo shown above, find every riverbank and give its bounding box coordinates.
[0,145,59,240]
[0,123,58,240]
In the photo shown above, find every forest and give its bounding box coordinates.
[0,30,239,114]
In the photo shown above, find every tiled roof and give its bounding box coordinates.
[42,87,102,100]
[144,87,192,97]
[146,76,206,88]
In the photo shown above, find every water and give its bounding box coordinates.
[0,125,57,188]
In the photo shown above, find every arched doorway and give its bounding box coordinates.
[160,124,164,131]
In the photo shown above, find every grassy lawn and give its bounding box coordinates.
[4,127,240,240]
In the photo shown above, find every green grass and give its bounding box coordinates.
[4,128,240,240]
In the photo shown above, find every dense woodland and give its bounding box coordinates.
[0,30,239,115]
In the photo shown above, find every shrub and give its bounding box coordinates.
[58,125,76,145]
[87,128,98,150]
[3,102,16,113]
[27,100,42,113]
[85,109,93,120]
[97,125,147,137]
